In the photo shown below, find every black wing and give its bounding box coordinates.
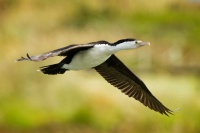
[94,55,172,116]
[16,44,94,62]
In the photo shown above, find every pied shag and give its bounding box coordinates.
[16,38,173,116]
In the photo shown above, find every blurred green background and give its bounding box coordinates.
[0,0,200,132]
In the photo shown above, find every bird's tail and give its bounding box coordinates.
[39,63,67,75]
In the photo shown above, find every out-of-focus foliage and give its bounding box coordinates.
[0,0,200,133]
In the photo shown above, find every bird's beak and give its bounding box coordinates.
[138,41,150,46]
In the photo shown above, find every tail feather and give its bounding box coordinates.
[39,63,67,75]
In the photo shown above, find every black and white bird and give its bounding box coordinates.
[16,38,172,116]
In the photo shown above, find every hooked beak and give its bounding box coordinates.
[137,41,150,46]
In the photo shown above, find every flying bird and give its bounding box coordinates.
[16,38,173,116]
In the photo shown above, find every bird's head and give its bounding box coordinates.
[113,38,150,50]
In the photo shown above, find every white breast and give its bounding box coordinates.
[62,44,117,70]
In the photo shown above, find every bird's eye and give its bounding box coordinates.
[136,40,142,44]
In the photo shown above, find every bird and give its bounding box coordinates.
[16,38,173,116]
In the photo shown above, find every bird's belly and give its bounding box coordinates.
[62,49,111,70]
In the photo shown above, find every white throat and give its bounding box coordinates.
[114,41,138,51]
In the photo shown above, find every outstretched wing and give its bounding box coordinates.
[94,54,172,116]
[16,44,94,62]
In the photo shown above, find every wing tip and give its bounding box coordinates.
[166,107,180,116]
[157,106,180,117]
[15,53,33,62]
[163,109,174,117]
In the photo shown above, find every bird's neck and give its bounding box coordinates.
[110,42,136,53]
